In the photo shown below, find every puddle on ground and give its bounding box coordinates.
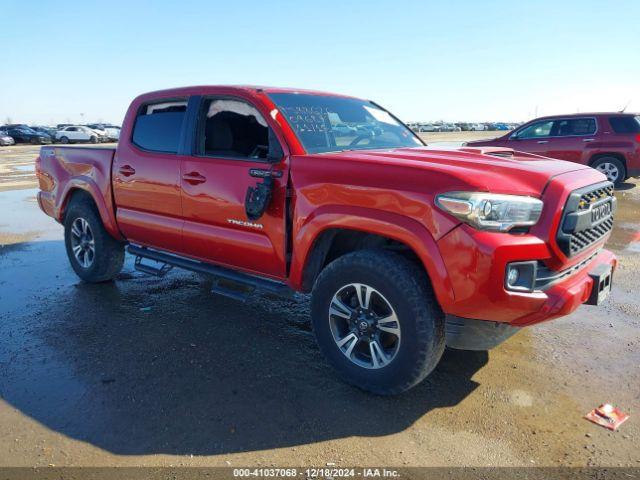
[0,188,59,240]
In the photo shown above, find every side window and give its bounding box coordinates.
[132,99,187,153]
[198,98,270,159]
[553,118,596,136]
[609,116,640,134]
[515,120,553,139]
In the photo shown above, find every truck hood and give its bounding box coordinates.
[323,146,593,196]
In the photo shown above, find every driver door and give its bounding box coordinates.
[180,95,290,279]
[509,119,555,156]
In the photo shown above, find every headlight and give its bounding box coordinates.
[435,192,543,232]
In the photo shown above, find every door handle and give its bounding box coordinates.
[182,172,206,185]
[118,165,136,176]
[537,140,549,144]
[583,138,595,142]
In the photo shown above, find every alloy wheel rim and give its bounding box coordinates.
[596,163,619,183]
[70,218,95,268]
[328,283,401,369]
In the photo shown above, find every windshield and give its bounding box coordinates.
[268,93,423,154]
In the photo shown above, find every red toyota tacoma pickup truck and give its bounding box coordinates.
[37,86,618,394]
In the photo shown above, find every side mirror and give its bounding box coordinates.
[267,129,284,163]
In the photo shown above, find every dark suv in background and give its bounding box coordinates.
[467,113,640,186]
[1,125,52,145]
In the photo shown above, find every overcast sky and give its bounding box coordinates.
[1,0,639,125]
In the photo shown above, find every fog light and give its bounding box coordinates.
[504,261,538,292]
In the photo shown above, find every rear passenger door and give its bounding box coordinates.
[112,99,188,253]
[545,117,597,163]
[179,95,290,279]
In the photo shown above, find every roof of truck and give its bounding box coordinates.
[136,85,359,100]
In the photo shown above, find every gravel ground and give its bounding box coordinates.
[0,137,638,469]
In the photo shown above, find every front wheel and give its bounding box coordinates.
[311,250,445,395]
[64,198,124,282]
[60,136,69,144]
[90,136,98,144]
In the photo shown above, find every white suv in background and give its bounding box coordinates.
[103,125,120,141]
[56,126,101,144]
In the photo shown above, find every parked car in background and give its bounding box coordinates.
[494,123,511,131]
[86,124,119,142]
[103,125,121,141]
[467,113,640,186]
[418,123,437,132]
[435,123,460,132]
[56,125,101,144]
[3,126,52,144]
[31,126,58,142]
[0,129,16,146]
[469,123,486,131]
[85,124,108,140]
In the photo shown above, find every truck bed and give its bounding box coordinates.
[36,145,119,237]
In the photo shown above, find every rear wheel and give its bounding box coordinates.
[60,136,69,144]
[311,249,445,395]
[64,198,124,282]
[592,156,626,187]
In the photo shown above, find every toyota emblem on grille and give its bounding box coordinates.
[591,202,612,223]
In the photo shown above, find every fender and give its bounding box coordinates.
[288,205,456,310]
[58,179,123,240]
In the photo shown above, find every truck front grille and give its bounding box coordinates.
[556,181,616,257]
[577,184,614,210]
[568,217,614,255]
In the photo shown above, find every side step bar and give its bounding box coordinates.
[127,245,294,299]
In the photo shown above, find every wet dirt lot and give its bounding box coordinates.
[0,142,638,468]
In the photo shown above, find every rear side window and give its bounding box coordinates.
[609,116,640,134]
[132,100,187,153]
[553,118,596,136]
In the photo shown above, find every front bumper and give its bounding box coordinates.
[437,224,617,327]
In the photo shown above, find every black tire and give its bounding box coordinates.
[30,137,38,145]
[90,136,98,144]
[591,156,626,187]
[60,136,69,144]
[310,249,445,395]
[64,197,124,282]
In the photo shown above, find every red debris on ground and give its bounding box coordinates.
[584,404,630,431]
